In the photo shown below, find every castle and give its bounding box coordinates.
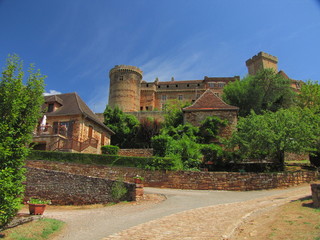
[107,52,301,116]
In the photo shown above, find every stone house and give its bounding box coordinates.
[183,89,239,138]
[32,92,114,154]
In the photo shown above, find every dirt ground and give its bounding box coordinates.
[231,197,320,240]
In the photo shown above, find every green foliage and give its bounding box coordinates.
[140,157,181,171]
[103,106,140,148]
[198,116,227,143]
[201,144,224,163]
[163,99,190,128]
[135,117,162,148]
[151,132,202,170]
[223,69,296,117]
[0,55,45,228]
[297,80,320,111]
[111,181,128,202]
[101,145,119,155]
[28,150,157,167]
[227,108,320,170]
[28,198,51,205]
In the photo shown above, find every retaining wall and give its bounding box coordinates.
[118,149,153,157]
[25,166,136,205]
[27,160,318,191]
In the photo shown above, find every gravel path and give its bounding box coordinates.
[19,184,314,240]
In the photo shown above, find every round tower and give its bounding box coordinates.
[108,65,143,112]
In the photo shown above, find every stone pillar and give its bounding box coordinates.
[311,184,320,208]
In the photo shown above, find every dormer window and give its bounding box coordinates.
[48,103,54,112]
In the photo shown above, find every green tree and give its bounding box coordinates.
[103,106,140,148]
[0,55,45,227]
[198,116,227,143]
[296,80,320,111]
[162,99,190,128]
[227,108,320,170]
[135,118,162,148]
[223,69,296,117]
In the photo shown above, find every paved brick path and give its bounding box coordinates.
[102,185,312,240]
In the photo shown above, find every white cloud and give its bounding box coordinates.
[43,90,62,96]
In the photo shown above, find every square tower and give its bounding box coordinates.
[246,52,278,75]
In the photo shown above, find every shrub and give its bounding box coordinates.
[111,181,128,202]
[101,145,119,155]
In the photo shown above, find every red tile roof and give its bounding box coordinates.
[183,89,239,111]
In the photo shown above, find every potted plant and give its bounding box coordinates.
[133,175,144,184]
[28,198,51,215]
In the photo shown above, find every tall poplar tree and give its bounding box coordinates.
[0,55,45,227]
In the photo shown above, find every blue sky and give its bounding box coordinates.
[1,0,320,112]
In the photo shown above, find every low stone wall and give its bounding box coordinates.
[27,160,318,191]
[118,149,153,157]
[311,184,320,208]
[285,152,309,161]
[25,166,136,205]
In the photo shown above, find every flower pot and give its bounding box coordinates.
[29,203,47,215]
[134,178,142,184]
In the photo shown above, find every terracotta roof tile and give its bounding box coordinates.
[183,89,239,111]
[43,93,114,134]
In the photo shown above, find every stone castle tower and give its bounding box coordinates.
[246,52,278,75]
[108,65,143,112]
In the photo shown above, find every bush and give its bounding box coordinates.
[28,150,158,168]
[140,156,182,171]
[101,145,119,155]
[111,181,128,202]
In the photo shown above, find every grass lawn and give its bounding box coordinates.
[0,218,65,240]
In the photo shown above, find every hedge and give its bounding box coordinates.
[27,150,155,168]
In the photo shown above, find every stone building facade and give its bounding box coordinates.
[32,93,114,154]
[108,52,301,117]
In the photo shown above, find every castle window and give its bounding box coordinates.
[178,95,183,100]
[167,85,169,88]
[140,106,143,111]
[214,92,220,97]
[218,82,225,88]
[146,84,149,87]
[146,106,149,111]
[176,84,178,87]
[197,83,200,87]
[208,82,215,88]
[119,76,123,81]
[158,85,161,88]
[187,84,190,87]
[161,95,167,101]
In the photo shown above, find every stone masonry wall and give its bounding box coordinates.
[25,166,136,205]
[118,149,153,157]
[27,161,318,191]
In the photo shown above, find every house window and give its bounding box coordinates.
[196,94,200,99]
[48,103,54,112]
[161,95,167,101]
[197,83,200,87]
[88,126,93,138]
[101,133,105,146]
[146,106,149,111]
[178,95,183,100]
[158,85,161,88]
[176,84,178,87]
[140,106,143,111]
[208,82,215,88]
[214,92,220,97]
[146,84,149,87]
[167,85,169,88]
[187,84,190,87]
